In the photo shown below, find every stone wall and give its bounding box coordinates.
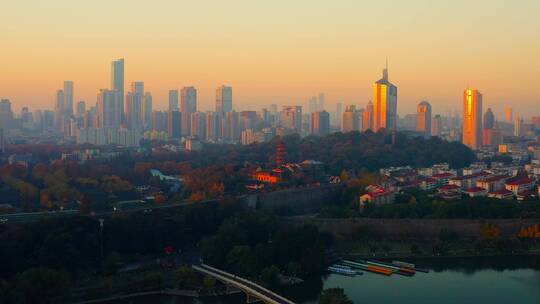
[284,217,540,240]
[244,184,344,214]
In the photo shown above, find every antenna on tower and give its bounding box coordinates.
[383,57,389,81]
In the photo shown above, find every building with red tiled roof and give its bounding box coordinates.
[476,175,509,192]
[449,172,490,190]
[360,184,395,207]
[437,184,461,200]
[505,177,535,195]
[464,187,487,198]
[488,188,514,200]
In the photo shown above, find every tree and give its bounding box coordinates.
[319,288,353,304]
[202,276,216,291]
[481,223,501,240]
[260,265,280,288]
[14,268,70,304]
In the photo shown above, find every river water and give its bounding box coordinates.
[112,256,540,304]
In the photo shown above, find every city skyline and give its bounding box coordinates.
[1,1,539,115]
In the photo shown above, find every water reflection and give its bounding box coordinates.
[108,256,540,304]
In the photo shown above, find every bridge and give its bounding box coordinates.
[192,264,295,304]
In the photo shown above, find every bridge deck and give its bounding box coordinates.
[193,264,295,304]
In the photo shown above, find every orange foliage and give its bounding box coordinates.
[517,224,540,239]
[481,223,501,240]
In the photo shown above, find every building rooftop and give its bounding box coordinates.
[438,184,461,191]
[465,187,487,193]
[506,177,533,186]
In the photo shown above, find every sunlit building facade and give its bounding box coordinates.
[416,100,432,136]
[462,88,483,150]
[373,65,397,131]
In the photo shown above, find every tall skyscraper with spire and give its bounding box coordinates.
[462,88,483,150]
[111,59,124,121]
[373,60,397,131]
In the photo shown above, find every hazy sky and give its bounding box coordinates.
[1,0,539,118]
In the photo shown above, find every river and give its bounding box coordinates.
[111,256,540,304]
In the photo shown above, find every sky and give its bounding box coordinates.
[1,0,539,118]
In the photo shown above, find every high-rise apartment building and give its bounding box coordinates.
[96,89,122,129]
[310,110,330,136]
[168,90,179,111]
[373,64,397,131]
[190,111,207,140]
[111,59,124,120]
[63,81,74,116]
[432,114,442,137]
[342,105,362,132]
[131,82,144,96]
[126,91,143,130]
[76,101,86,117]
[55,90,65,132]
[362,101,374,132]
[216,85,232,113]
[205,111,221,142]
[280,106,302,132]
[152,110,167,132]
[462,88,483,150]
[416,101,432,136]
[167,110,182,139]
[142,93,153,129]
[181,86,197,136]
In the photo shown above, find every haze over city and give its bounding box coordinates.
[2,2,540,304]
[1,0,539,116]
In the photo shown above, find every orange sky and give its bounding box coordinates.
[1,1,539,118]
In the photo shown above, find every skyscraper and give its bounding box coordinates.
[280,106,302,133]
[505,106,513,124]
[96,89,122,129]
[482,108,500,147]
[216,85,232,113]
[167,110,182,139]
[416,101,432,136]
[341,105,362,132]
[462,88,483,150]
[432,114,442,137]
[205,111,221,142]
[111,59,124,120]
[190,111,207,140]
[131,81,144,96]
[126,92,143,130]
[308,96,318,113]
[373,62,397,131]
[362,101,374,132]
[318,93,325,111]
[310,110,330,136]
[63,81,74,116]
[55,90,65,132]
[335,102,343,127]
[181,86,197,136]
[168,90,179,111]
[0,99,13,130]
[76,101,86,117]
[483,108,495,129]
[142,93,153,129]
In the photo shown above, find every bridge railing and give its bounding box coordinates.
[193,264,295,304]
